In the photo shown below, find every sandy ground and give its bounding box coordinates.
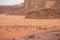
[0,14,60,40]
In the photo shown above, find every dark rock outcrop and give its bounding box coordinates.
[25,8,60,19]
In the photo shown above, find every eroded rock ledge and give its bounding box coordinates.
[25,8,60,19]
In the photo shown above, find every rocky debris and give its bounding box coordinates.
[0,24,58,32]
[25,8,60,19]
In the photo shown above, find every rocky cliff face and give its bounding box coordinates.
[24,0,60,11]
[24,0,60,19]
[0,0,60,15]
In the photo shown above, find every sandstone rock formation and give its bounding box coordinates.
[24,0,60,12]
[25,8,60,19]
[0,0,60,15]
